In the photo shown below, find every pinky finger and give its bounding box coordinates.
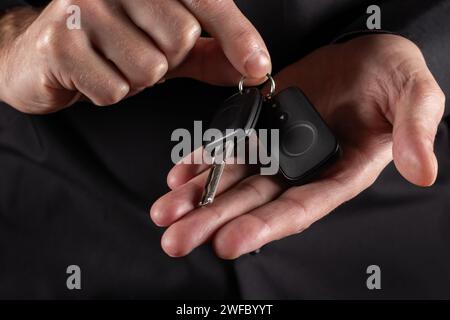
[61,41,130,107]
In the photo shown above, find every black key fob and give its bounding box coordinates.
[205,87,263,151]
[261,87,340,184]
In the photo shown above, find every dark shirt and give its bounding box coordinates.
[0,0,449,299]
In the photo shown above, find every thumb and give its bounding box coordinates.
[180,0,271,79]
[167,38,266,86]
[392,73,446,187]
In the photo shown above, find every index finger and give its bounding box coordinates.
[180,0,272,79]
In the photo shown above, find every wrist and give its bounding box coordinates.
[0,6,39,104]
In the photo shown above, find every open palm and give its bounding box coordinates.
[150,34,445,259]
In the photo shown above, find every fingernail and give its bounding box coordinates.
[245,50,271,78]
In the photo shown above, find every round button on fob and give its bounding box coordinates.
[282,122,317,157]
[263,87,339,184]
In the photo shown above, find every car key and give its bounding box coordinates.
[260,87,340,184]
[199,140,235,206]
[199,85,265,206]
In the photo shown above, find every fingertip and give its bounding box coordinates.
[150,196,183,227]
[213,232,241,260]
[149,200,167,227]
[421,150,438,187]
[244,50,272,79]
[393,138,438,187]
[161,227,191,258]
[161,234,182,258]
[167,169,181,190]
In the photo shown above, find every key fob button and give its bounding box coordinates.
[261,87,340,183]
[282,122,317,157]
[277,111,289,123]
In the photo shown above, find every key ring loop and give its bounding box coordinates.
[239,73,276,100]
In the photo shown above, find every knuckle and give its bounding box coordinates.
[37,73,53,91]
[185,0,230,12]
[132,54,168,88]
[280,195,307,216]
[228,27,261,58]
[430,87,447,116]
[54,0,108,24]
[237,180,265,203]
[148,59,169,85]
[79,0,109,16]
[56,0,80,8]
[279,196,311,232]
[414,79,446,109]
[36,23,64,56]
[229,27,254,44]
[64,0,120,24]
[414,79,435,97]
[165,20,201,67]
[437,88,446,106]
[36,23,86,62]
[94,82,129,106]
[203,203,224,221]
[330,174,361,200]
[178,20,201,51]
[52,0,76,11]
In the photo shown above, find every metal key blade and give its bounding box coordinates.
[199,160,226,206]
[199,140,235,206]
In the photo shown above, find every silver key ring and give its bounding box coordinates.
[239,73,276,99]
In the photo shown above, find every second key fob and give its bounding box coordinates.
[261,87,340,184]
[205,87,263,152]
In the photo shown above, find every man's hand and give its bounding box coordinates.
[0,0,271,114]
[150,34,446,259]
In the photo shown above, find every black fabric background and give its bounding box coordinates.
[0,0,449,299]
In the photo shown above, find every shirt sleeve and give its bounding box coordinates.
[334,0,450,117]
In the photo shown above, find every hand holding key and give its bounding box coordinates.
[151,34,445,259]
[199,85,265,206]
[198,77,339,206]
[0,0,271,114]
